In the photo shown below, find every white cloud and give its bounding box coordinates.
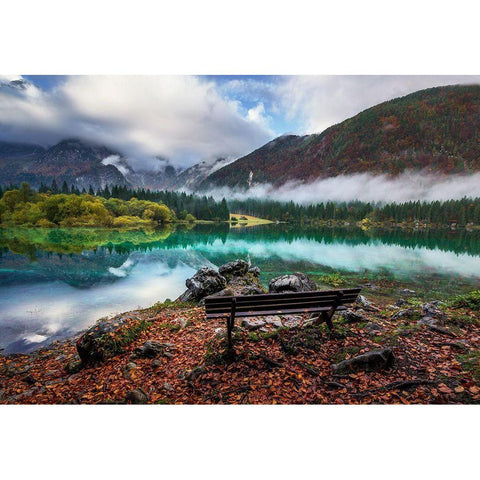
[279,75,480,134]
[204,172,480,204]
[0,75,272,168]
[246,102,272,133]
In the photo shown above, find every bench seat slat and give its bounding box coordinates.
[204,288,361,304]
[206,305,347,319]
[205,299,355,314]
[205,294,358,310]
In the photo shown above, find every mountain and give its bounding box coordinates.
[0,139,129,190]
[167,157,234,191]
[199,84,480,190]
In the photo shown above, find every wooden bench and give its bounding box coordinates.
[205,288,362,351]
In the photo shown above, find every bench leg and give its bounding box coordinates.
[226,314,234,351]
[322,311,334,330]
[227,298,237,354]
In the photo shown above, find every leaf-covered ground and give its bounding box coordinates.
[1,297,479,404]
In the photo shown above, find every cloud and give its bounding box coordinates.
[279,75,480,134]
[0,76,273,169]
[246,102,273,133]
[204,172,480,204]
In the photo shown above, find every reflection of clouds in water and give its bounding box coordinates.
[0,254,197,350]
[108,258,134,277]
[191,239,480,278]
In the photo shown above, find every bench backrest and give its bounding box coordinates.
[204,288,361,317]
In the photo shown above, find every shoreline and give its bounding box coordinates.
[1,273,479,405]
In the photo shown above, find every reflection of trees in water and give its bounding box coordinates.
[1,223,480,259]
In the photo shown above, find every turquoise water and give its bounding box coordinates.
[1,224,480,353]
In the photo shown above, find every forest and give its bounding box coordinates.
[29,181,230,221]
[0,181,230,226]
[229,196,480,226]
[2,182,480,229]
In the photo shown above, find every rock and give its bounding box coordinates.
[183,267,227,301]
[214,327,227,339]
[125,388,149,404]
[282,315,303,328]
[176,317,188,329]
[213,288,234,297]
[418,316,440,327]
[163,382,173,392]
[240,318,266,330]
[269,272,316,293]
[363,283,379,291]
[218,259,250,281]
[125,362,137,371]
[185,365,206,381]
[400,288,416,296]
[395,298,411,307]
[76,314,140,364]
[134,340,168,358]
[365,322,383,334]
[421,302,446,321]
[356,295,374,309]
[248,266,261,277]
[265,316,283,328]
[332,348,395,374]
[340,309,367,323]
[240,285,265,295]
[390,308,415,321]
[151,359,163,368]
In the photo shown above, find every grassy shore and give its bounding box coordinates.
[229,213,273,227]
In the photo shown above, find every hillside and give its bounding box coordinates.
[199,85,480,190]
[0,139,129,190]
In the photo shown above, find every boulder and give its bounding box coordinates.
[178,261,264,303]
[219,260,250,281]
[332,348,394,374]
[365,322,383,334]
[248,266,261,277]
[125,388,149,404]
[340,309,367,323]
[395,298,411,307]
[185,365,206,381]
[76,313,140,364]
[421,302,446,321]
[240,285,266,295]
[183,267,227,301]
[134,340,170,358]
[400,288,416,296]
[390,308,415,321]
[241,318,266,330]
[417,316,440,327]
[356,295,374,310]
[269,273,316,293]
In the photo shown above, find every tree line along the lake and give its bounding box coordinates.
[1,181,480,229]
[228,197,480,227]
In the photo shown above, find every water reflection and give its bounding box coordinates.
[1,224,480,353]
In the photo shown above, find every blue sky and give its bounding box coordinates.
[3,75,480,169]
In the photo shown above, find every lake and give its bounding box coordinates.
[1,224,480,354]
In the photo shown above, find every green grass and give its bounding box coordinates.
[457,351,480,383]
[448,291,480,309]
[317,272,346,287]
[99,319,152,358]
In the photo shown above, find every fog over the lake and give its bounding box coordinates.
[204,171,480,204]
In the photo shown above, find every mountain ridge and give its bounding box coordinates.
[198,84,480,190]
